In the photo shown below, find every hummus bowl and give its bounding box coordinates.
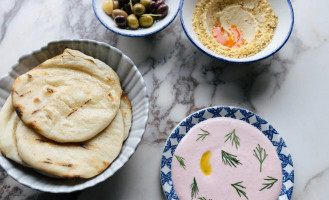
[180,0,294,63]
[0,40,149,193]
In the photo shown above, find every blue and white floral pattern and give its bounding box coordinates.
[160,106,294,200]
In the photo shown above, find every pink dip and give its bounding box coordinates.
[172,117,282,200]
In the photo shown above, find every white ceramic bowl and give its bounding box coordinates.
[180,0,294,63]
[93,0,181,37]
[0,40,149,193]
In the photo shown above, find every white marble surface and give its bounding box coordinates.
[0,0,329,199]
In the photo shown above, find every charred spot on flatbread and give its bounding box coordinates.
[14,106,23,118]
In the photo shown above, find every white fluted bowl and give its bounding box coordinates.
[0,40,149,193]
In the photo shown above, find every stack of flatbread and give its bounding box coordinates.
[0,49,132,179]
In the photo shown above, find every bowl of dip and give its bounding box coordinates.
[160,106,294,200]
[180,0,294,63]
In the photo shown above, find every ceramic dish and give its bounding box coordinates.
[0,39,149,193]
[160,106,294,200]
[180,0,294,63]
[92,0,181,37]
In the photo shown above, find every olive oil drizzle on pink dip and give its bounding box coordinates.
[172,118,282,200]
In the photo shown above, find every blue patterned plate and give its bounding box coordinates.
[160,106,294,200]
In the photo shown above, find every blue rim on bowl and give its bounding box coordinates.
[92,0,182,37]
[160,106,294,200]
[179,0,294,63]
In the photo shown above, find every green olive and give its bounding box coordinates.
[133,3,145,16]
[113,0,119,9]
[140,0,152,9]
[112,9,128,18]
[127,14,139,29]
[139,15,154,28]
[102,0,114,15]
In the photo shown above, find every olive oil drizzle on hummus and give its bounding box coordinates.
[212,24,245,48]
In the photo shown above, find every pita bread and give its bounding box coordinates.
[0,95,24,165]
[12,49,122,143]
[15,110,124,178]
[120,92,132,140]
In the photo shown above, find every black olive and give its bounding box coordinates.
[155,0,164,8]
[156,3,168,18]
[149,1,157,13]
[122,3,133,14]
[114,14,127,27]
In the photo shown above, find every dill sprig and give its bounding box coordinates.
[174,155,186,170]
[198,197,212,200]
[191,177,199,199]
[259,176,278,191]
[231,181,249,199]
[224,129,240,149]
[221,150,242,168]
[253,144,268,172]
[196,128,211,141]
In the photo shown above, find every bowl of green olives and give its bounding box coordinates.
[93,0,181,37]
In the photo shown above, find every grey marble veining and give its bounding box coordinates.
[0,0,329,199]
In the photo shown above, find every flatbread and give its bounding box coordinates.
[12,49,122,143]
[0,95,24,165]
[15,110,124,178]
[120,92,132,140]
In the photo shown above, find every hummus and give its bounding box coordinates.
[192,0,278,58]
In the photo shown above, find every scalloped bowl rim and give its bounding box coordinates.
[0,39,149,193]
